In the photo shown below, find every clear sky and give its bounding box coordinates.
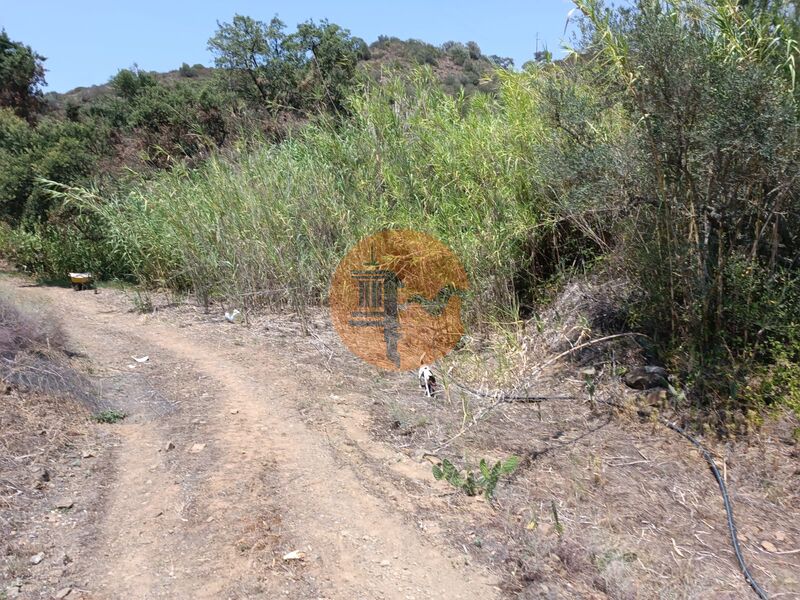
[2,0,579,93]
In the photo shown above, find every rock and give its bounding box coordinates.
[82,451,95,458]
[761,541,777,553]
[189,443,206,453]
[775,531,787,542]
[55,588,72,599]
[230,409,239,415]
[624,366,669,390]
[55,499,74,510]
[164,441,175,452]
[40,469,51,482]
[380,559,391,567]
[30,552,45,565]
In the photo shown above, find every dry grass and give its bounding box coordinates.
[0,389,90,510]
[0,292,66,357]
[280,289,800,598]
[0,293,98,408]
[0,292,96,515]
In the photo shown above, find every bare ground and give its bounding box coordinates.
[1,276,799,600]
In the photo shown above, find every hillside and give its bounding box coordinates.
[44,63,216,107]
[44,37,508,111]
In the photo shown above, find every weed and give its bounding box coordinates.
[551,500,563,537]
[131,290,154,313]
[432,455,519,501]
[388,402,428,435]
[92,409,126,424]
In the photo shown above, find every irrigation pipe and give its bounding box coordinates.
[656,413,769,599]
[431,331,769,599]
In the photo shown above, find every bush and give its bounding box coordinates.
[576,0,800,413]
[24,69,597,319]
[405,39,441,66]
[0,109,101,222]
[447,43,469,66]
[179,62,198,77]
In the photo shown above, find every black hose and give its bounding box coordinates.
[595,397,769,599]
[441,374,770,599]
[447,378,577,402]
[659,417,769,599]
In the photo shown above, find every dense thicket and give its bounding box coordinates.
[1,1,798,418]
[574,0,800,412]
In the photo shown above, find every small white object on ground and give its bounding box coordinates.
[132,356,149,363]
[224,309,241,323]
[282,550,306,560]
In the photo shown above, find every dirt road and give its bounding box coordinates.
[6,280,500,599]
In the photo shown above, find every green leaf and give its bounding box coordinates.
[463,472,478,496]
[479,458,490,479]
[501,455,520,475]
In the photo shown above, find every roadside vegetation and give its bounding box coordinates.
[1,0,799,422]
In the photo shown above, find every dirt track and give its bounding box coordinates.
[4,280,500,599]
[4,278,800,600]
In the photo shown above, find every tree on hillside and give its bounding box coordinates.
[208,15,303,110]
[110,66,157,101]
[295,19,369,112]
[466,41,482,60]
[0,30,46,122]
[208,15,367,113]
[488,55,514,70]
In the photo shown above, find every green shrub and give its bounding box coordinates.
[92,409,126,423]
[432,456,520,500]
[179,62,198,78]
[30,68,615,321]
[577,0,800,412]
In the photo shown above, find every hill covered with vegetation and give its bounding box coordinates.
[0,18,513,224]
[1,0,799,425]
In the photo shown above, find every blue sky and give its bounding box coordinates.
[2,1,580,93]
